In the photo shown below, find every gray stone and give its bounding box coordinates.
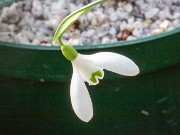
[123,3,133,13]
[31,0,43,18]
[145,8,160,19]
[14,33,30,44]
[101,36,110,44]
[109,12,119,22]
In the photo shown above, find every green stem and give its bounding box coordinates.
[58,37,64,46]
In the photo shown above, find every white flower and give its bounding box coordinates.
[70,52,139,122]
[51,0,139,123]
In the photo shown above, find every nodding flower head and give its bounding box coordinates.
[61,45,139,122]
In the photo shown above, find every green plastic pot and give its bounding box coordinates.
[0,1,180,134]
[0,28,180,135]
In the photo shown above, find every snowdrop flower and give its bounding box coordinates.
[52,0,139,122]
[61,44,139,122]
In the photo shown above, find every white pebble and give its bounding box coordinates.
[1,4,22,23]
[106,7,115,15]
[0,32,15,42]
[128,17,135,24]
[124,3,133,13]
[31,0,43,18]
[32,39,41,45]
[69,3,78,13]
[14,33,30,44]
[152,29,164,34]
[19,12,35,26]
[68,38,80,45]
[127,35,137,40]
[94,11,107,25]
[173,19,180,28]
[86,29,96,37]
[109,12,119,22]
[87,12,97,26]
[145,8,160,19]
[133,28,144,37]
[118,11,129,20]
[102,36,110,44]
[109,27,117,36]
[160,20,169,30]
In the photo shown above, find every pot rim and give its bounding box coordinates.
[0,27,179,50]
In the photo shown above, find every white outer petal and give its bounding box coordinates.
[70,62,93,122]
[78,52,140,76]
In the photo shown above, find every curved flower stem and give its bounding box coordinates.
[58,37,64,46]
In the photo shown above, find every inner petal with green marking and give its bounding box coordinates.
[74,57,104,85]
[90,70,103,84]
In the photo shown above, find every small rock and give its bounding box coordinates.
[31,0,43,18]
[109,12,119,22]
[127,35,137,40]
[160,20,169,30]
[23,1,32,11]
[8,24,17,32]
[92,37,101,44]
[42,4,51,20]
[19,12,35,26]
[167,26,175,31]
[1,3,23,23]
[0,23,9,32]
[133,27,144,37]
[172,12,180,19]
[118,11,129,20]
[21,29,35,41]
[97,23,110,37]
[101,36,110,44]
[36,32,45,41]
[173,19,180,28]
[145,8,160,19]
[142,19,153,28]
[87,12,97,26]
[81,37,92,45]
[32,39,41,45]
[94,11,107,25]
[0,32,15,42]
[79,15,89,30]
[152,28,164,34]
[119,20,127,31]
[86,29,96,37]
[69,3,79,13]
[128,17,135,24]
[68,38,80,45]
[132,21,144,29]
[117,28,133,41]
[123,3,133,13]
[14,33,30,44]
[109,27,117,36]
[106,7,115,15]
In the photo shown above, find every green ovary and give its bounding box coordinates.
[90,70,103,83]
[61,45,78,61]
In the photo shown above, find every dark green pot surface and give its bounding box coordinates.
[0,63,180,135]
[0,28,179,81]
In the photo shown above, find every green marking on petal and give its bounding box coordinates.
[90,70,103,83]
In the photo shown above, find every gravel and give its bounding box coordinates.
[0,0,179,46]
